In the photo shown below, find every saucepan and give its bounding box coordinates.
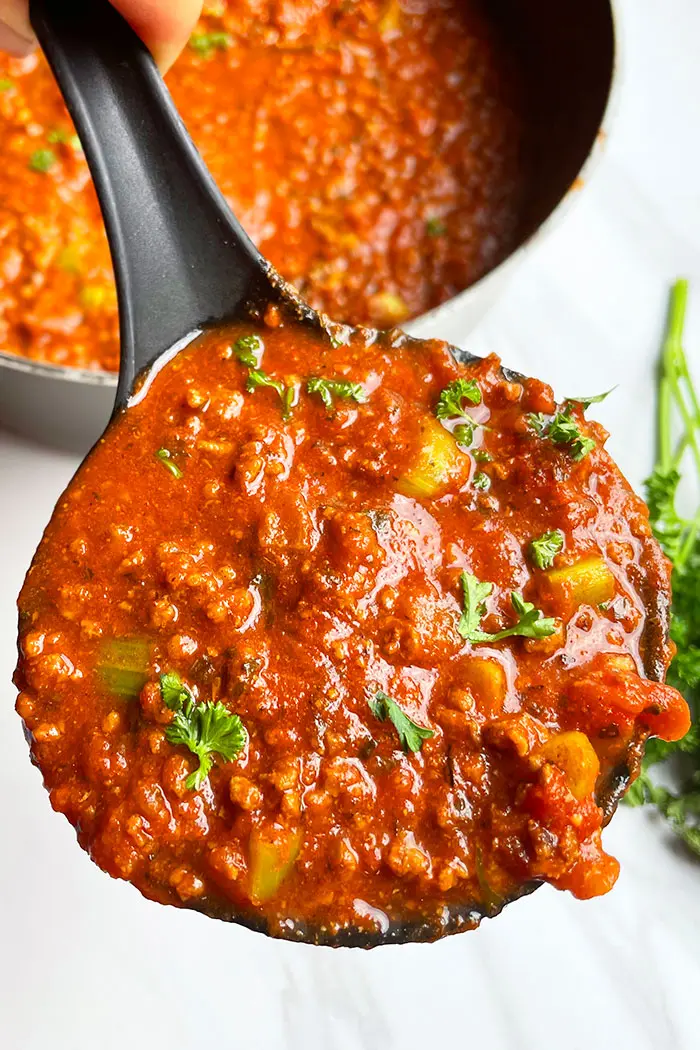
[0,0,617,453]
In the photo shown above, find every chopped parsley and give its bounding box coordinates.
[232,333,263,368]
[453,421,476,449]
[155,448,183,478]
[472,471,490,491]
[368,689,434,753]
[624,279,700,855]
[426,217,446,237]
[458,572,556,644]
[160,672,247,790]
[246,368,294,420]
[28,149,56,173]
[527,404,595,461]
[566,388,616,409]
[189,30,232,58]
[47,127,81,149]
[307,376,368,411]
[436,378,481,420]
[529,530,565,570]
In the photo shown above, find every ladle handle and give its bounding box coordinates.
[30,0,268,406]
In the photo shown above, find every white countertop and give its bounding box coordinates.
[2,1,700,1046]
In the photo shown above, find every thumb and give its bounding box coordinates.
[110,0,203,72]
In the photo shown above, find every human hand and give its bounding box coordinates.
[0,0,203,72]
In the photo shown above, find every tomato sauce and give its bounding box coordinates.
[15,310,690,942]
[0,0,525,372]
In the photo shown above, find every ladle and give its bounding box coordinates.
[29,0,653,947]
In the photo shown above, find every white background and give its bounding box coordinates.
[2,1,700,1046]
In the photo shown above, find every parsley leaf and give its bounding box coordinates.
[453,421,476,449]
[527,404,596,461]
[458,572,556,644]
[436,378,481,420]
[623,280,700,857]
[155,448,183,478]
[232,333,263,368]
[246,368,294,420]
[368,690,434,752]
[307,376,368,411]
[189,30,232,58]
[472,471,490,491]
[457,573,493,641]
[565,388,616,409]
[29,148,56,173]
[529,530,565,570]
[160,672,247,790]
[426,217,446,237]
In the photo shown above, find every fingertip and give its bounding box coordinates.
[111,0,203,73]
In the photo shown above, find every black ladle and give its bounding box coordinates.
[29,0,661,947]
[30,0,319,414]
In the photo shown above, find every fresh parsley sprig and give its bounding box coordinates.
[529,530,564,570]
[232,334,264,368]
[457,572,556,644]
[160,672,247,790]
[307,376,368,411]
[367,690,434,753]
[625,279,700,855]
[246,368,295,420]
[436,378,481,420]
[527,404,596,461]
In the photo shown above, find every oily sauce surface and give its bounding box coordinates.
[0,0,525,371]
[16,316,690,940]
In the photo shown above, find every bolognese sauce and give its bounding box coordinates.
[0,0,525,371]
[15,311,690,941]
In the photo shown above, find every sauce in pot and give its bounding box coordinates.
[0,0,526,371]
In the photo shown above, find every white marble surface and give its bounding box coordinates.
[2,0,700,1046]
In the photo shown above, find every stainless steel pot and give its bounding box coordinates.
[0,0,618,454]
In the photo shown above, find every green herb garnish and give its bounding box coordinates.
[28,149,56,173]
[529,530,565,570]
[246,368,294,419]
[458,572,556,644]
[97,638,150,698]
[472,471,490,491]
[368,689,434,753]
[453,421,476,449]
[160,672,247,790]
[624,279,700,855]
[307,376,368,411]
[232,333,263,367]
[566,388,616,409]
[155,448,183,478]
[0,78,14,92]
[527,404,595,461]
[426,217,446,237]
[189,30,232,58]
[436,378,481,420]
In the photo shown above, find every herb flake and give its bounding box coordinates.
[160,672,247,790]
[529,530,565,570]
[368,690,434,753]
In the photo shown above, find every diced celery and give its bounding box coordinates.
[97,638,150,698]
